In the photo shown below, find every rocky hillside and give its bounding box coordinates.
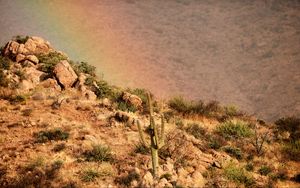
[0,36,299,188]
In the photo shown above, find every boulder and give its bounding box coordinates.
[141,171,154,187]
[23,67,45,85]
[16,54,26,63]
[84,90,97,100]
[24,39,36,53]
[25,55,39,64]
[19,80,35,90]
[191,171,206,187]
[122,91,142,108]
[53,60,78,88]
[39,78,61,91]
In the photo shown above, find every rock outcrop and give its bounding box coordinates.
[122,91,142,108]
[53,60,78,89]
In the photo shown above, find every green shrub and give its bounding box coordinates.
[185,123,206,139]
[81,169,99,182]
[9,94,27,104]
[84,144,113,162]
[0,70,9,87]
[282,140,300,161]
[223,146,243,160]
[93,80,114,99]
[70,61,96,76]
[217,120,253,139]
[0,56,11,70]
[134,142,150,155]
[35,129,69,143]
[117,101,137,112]
[15,70,27,81]
[13,35,29,44]
[245,163,254,171]
[223,105,240,117]
[37,52,68,75]
[259,165,272,176]
[175,117,184,129]
[53,143,66,152]
[224,163,255,186]
[275,116,300,141]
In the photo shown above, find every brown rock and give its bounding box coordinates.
[19,80,34,90]
[24,38,36,53]
[16,54,26,63]
[39,78,61,90]
[84,90,97,100]
[142,171,154,187]
[53,60,78,88]
[9,41,20,54]
[25,55,39,64]
[191,171,206,187]
[122,91,143,108]
[23,67,44,85]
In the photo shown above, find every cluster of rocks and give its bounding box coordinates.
[1,36,97,100]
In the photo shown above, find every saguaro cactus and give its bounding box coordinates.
[137,92,165,177]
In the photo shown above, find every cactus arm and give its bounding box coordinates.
[158,115,165,148]
[137,120,147,146]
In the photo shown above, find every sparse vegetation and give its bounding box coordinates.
[275,116,300,141]
[217,120,253,139]
[35,129,69,143]
[185,122,206,139]
[223,146,243,160]
[81,169,99,182]
[53,143,66,152]
[0,70,9,87]
[37,51,68,76]
[22,108,33,116]
[84,144,113,162]
[134,142,150,155]
[223,163,255,186]
[13,35,29,44]
[282,140,300,161]
[15,69,27,81]
[116,171,140,186]
[25,156,44,171]
[259,165,272,176]
[70,61,96,76]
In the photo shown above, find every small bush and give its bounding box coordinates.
[37,52,68,75]
[275,116,300,141]
[259,165,272,176]
[168,96,222,117]
[224,163,255,186]
[25,157,44,171]
[223,146,243,160]
[217,120,253,139]
[282,140,300,161]
[84,144,113,162]
[81,169,99,182]
[208,135,226,150]
[175,117,184,129]
[134,142,150,155]
[0,56,11,70]
[93,80,114,99]
[9,95,27,104]
[70,61,96,76]
[245,163,254,171]
[15,70,27,81]
[117,101,137,112]
[185,123,206,139]
[22,108,33,116]
[53,143,66,152]
[35,129,69,143]
[160,173,172,180]
[46,160,63,179]
[116,171,140,186]
[13,35,29,44]
[0,70,9,87]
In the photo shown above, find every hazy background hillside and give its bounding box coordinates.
[0,0,299,121]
